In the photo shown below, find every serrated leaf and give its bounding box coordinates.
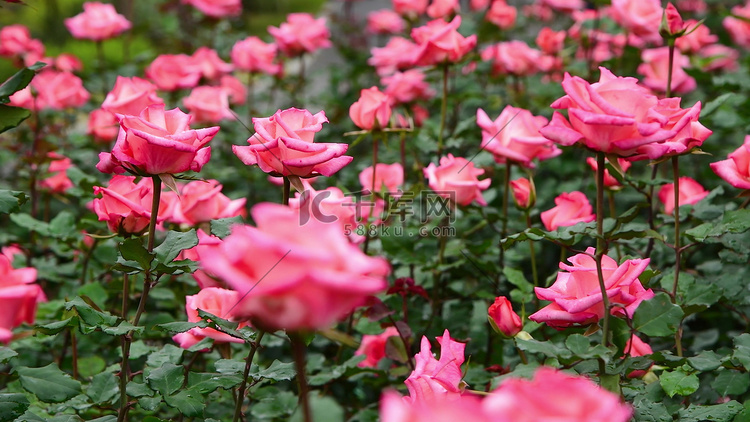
[153,229,198,264]
[126,382,154,398]
[687,350,725,371]
[138,395,162,411]
[515,338,572,359]
[146,344,183,367]
[0,393,30,421]
[0,347,17,364]
[156,321,209,334]
[118,238,154,272]
[712,370,750,396]
[251,360,296,382]
[163,390,204,417]
[146,363,184,396]
[660,368,699,397]
[678,401,743,422]
[86,372,119,404]
[188,373,242,394]
[210,216,243,238]
[215,359,245,375]
[17,364,82,403]
[0,190,27,214]
[733,334,750,370]
[633,292,684,337]
[686,209,750,242]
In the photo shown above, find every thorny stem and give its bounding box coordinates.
[233,331,266,422]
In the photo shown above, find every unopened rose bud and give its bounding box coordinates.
[660,3,687,40]
[510,177,536,210]
[488,296,523,338]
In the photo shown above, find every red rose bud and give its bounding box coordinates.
[488,296,522,338]
[660,3,687,39]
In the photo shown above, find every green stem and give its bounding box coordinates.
[363,135,379,255]
[290,333,312,422]
[233,331,266,422]
[437,64,449,156]
[117,272,130,422]
[595,153,611,348]
[498,163,511,288]
[608,190,622,261]
[666,41,675,98]
[671,156,684,357]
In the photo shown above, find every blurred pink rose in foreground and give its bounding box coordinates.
[199,203,389,331]
[477,106,560,168]
[411,16,477,66]
[91,175,169,235]
[180,229,225,289]
[530,247,653,328]
[231,36,282,76]
[173,287,248,350]
[658,177,709,214]
[181,0,241,18]
[380,390,487,422]
[424,154,490,207]
[350,86,392,130]
[711,136,750,190]
[64,2,131,41]
[288,181,364,244]
[101,76,164,116]
[183,86,234,123]
[355,326,400,368]
[269,13,331,57]
[540,191,595,231]
[405,330,466,404]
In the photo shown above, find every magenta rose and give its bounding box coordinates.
[711,135,750,190]
[405,330,466,404]
[64,2,131,41]
[424,154,491,207]
[510,177,535,209]
[380,391,487,422]
[540,191,595,231]
[724,3,750,49]
[477,106,560,168]
[488,296,522,338]
[172,287,249,350]
[359,163,404,196]
[179,229,225,289]
[39,152,73,194]
[88,109,119,144]
[190,47,233,81]
[288,181,364,244]
[96,104,219,176]
[529,247,653,328]
[233,108,352,177]
[145,54,202,92]
[91,175,170,235]
[367,10,406,35]
[426,0,459,19]
[392,0,428,17]
[101,76,164,116]
[486,0,517,30]
[368,37,420,76]
[480,41,551,77]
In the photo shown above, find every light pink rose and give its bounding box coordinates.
[190,47,233,81]
[183,86,234,123]
[233,108,352,177]
[39,152,73,194]
[711,135,750,190]
[181,0,241,18]
[217,75,246,106]
[625,334,654,378]
[199,203,390,331]
[411,16,477,66]
[481,41,551,77]
[54,53,83,72]
[88,109,119,143]
[367,10,406,35]
[483,367,632,422]
[101,76,164,116]
[585,157,631,189]
[540,191,595,231]
[380,391,488,422]
[392,0,428,17]
[145,54,202,92]
[426,0,459,19]
[677,0,706,13]
[288,181,364,244]
[609,0,663,44]
[529,247,653,328]
[64,2,131,41]
[368,37,420,76]
[173,287,249,350]
[382,70,434,105]
[180,229,226,289]
[91,175,166,235]
[540,0,585,13]
[536,27,566,55]
[539,67,677,157]
[167,180,246,226]
[638,47,695,94]
[13,70,90,111]
[488,296,522,338]
[658,177,708,214]
[350,87,392,130]
[470,0,490,10]
[0,283,46,344]
[486,0,517,30]
[359,163,404,196]
[96,104,219,176]
[477,106,560,167]
[698,44,739,72]
[405,330,466,404]
[230,36,282,76]
[724,4,750,49]
[510,177,535,209]
[355,326,400,368]
[268,13,331,57]
[523,2,554,21]
[675,20,717,53]
[0,25,41,58]
[424,154,490,207]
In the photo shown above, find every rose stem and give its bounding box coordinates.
[363,135,379,255]
[499,162,511,285]
[595,152,611,350]
[526,211,539,306]
[233,331,265,422]
[400,131,407,185]
[437,63,449,156]
[290,332,313,422]
[283,176,290,206]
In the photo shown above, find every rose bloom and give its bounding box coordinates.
[424,154,490,207]
[54,53,83,73]
[368,37,420,76]
[367,10,406,35]
[39,152,73,194]
[382,70,434,105]
[510,177,535,209]
[658,177,708,214]
[724,3,750,49]
[426,0,459,19]
[180,229,226,289]
[350,87,392,130]
[199,203,389,331]
[0,254,45,344]
[530,247,653,328]
[536,27,565,55]
[541,191,595,231]
[181,0,241,18]
[486,0,517,30]
[675,20,717,54]
[11,70,90,111]
[64,2,131,41]
[539,67,677,157]
[698,44,739,72]
[480,41,551,77]
[219,75,247,105]
[234,108,352,178]
[145,54,202,91]
[411,16,477,66]
[380,391,488,422]
[88,109,119,143]
[168,180,246,226]
[405,330,466,404]
[355,326,399,368]
[269,13,331,57]
[488,296,522,338]
[96,104,219,176]
[392,0,428,18]
[609,0,663,44]
[585,157,632,189]
[625,334,654,378]
[477,106,560,168]
[0,25,41,58]
[677,0,706,13]
[190,47,233,81]
[470,0,490,10]
[359,163,404,196]
[638,47,695,94]
[183,86,234,123]
[523,2,554,21]
[101,76,164,116]
[711,135,750,190]
[91,175,166,235]
[483,367,632,422]
[173,288,249,350]
[288,181,364,244]
[231,36,282,76]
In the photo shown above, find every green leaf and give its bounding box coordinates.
[660,367,699,397]
[0,190,27,214]
[35,317,77,335]
[187,372,242,394]
[251,360,296,382]
[196,309,253,342]
[10,213,51,236]
[163,390,204,417]
[77,356,105,378]
[0,393,30,421]
[0,63,45,102]
[118,239,154,272]
[211,216,243,238]
[290,394,343,422]
[633,292,684,337]
[153,229,198,264]
[686,209,750,242]
[48,211,77,238]
[515,338,572,359]
[146,363,184,396]
[215,359,245,375]
[309,355,365,386]
[250,390,297,419]
[0,347,17,364]
[632,398,674,422]
[17,364,82,403]
[126,382,154,398]
[678,401,743,422]
[687,350,725,371]
[732,334,750,370]
[86,372,119,404]
[0,104,31,134]
[712,370,750,396]
[156,321,209,334]
[702,93,740,117]
[138,395,162,412]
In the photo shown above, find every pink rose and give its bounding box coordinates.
[173,287,249,350]
[486,0,517,30]
[539,67,677,157]
[424,154,490,207]
[392,0,428,17]
[181,0,241,18]
[64,2,131,41]
[625,334,654,378]
[711,135,750,190]
[585,157,632,189]
[39,152,73,194]
[380,390,487,422]
[180,229,225,289]
[269,13,331,57]
[661,3,687,37]
[230,36,282,76]
[368,37,420,76]
[233,108,352,177]
[0,25,41,58]
[523,2,554,21]
[481,41,551,76]
[658,177,708,214]
[382,70,435,104]
[470,0,491,10]
[405,330,466,404]
[167,180,246,226]
[350,87,392,130]
[355,326,400,368]
[724,4,750,49]
[483,367,632,422]
[183,86,234,123]
[88,109,119,143]
[97,104,219,176]
[0,283,46,344]
[540,191,595,231]
[510,177,535,209]
[536,27,566,55]
[54,53,83,72]
[477,106,560,167]
[677,0,706,13]
[540,0,584,13]
[609,0,663,44]
[359,163,404,196]
[14,70,90,111]
[289,181,364,244]
[488,296,522,338]
[101,76,164,116]
[199,203,389,331]
[145,54,202,91]
[411,16,477,66]
[91,175,165,235]
[190,47,233,81]
[638,47,695,94]
[529,247,653,328]
[675,20,717,53]
[698,44,739,72]
[367,10,406,35]
[426,0,459,19]
[219,75,247,105]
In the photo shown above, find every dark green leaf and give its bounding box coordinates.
[0,190,27,214]
[660,367,699,397]
[156,321,209,334]
[86,372,119,404]
[146,344,183,367]
[688,350,725,372]
[686,210,750,242]
[146,363,184,396]
[290,394,343,422]
[187,372,242,394]
[250,390,296,419]
[215,359,245,375]
[153,229,198,263]
[0,104,31,134]
[163,390,204,417]
[733,334,750,370]
[118,238,154,272]
[633,292,684,337]
[515,338,572,359]
[0,63,45,102]
[678,401,743,422]
[712,370,750,396]
[138,395,162,411]
[0,347,17,364]
[126,382,154,398]
[702,93,740,117]
[210,216,243,238]
[0,393,30,421]
[309,355,364,386]
[17,363,82,403]
[251,360,296,382]
[77,356,106,378]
